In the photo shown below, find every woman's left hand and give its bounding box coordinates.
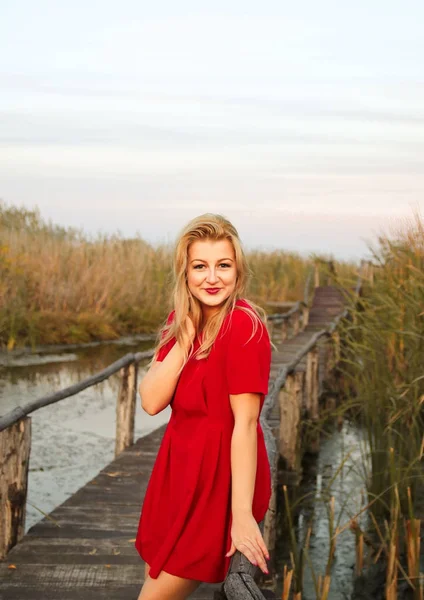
[225,512,269,574]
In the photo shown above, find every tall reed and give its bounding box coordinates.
[330,209,424,520]
[278,209,423,598]
[0,202,357,348]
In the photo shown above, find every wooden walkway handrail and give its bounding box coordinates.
[0,347,156,560]
[266,299,306,321]
[264,262,364,402]
[0,349,154,433]
[267,266,314,324]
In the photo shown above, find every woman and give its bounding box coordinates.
[135,213,272,600]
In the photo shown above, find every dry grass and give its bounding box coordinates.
[337,209,424,520]
[279,208,424,598]
[0,202,357,349]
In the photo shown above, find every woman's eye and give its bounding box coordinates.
[193,263,231,269]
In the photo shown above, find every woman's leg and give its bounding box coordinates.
[137,566,201,600]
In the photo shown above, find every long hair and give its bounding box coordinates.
[153,213,268,370]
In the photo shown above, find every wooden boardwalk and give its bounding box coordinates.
[0,285,347,600]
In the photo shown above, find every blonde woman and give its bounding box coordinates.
[135,214,272,599]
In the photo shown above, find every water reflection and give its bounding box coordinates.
[275,420,369,600]
[0,337,170,533]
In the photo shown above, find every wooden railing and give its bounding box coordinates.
[266,267,313,341]
[0,348,155,559]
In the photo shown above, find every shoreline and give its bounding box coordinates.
[0,333,157,365]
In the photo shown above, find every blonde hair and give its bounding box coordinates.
[153,213,268,369]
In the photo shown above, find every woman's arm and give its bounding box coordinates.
[226,392,269,574]
[139,316,195,415]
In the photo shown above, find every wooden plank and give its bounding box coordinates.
[0,584,217,600]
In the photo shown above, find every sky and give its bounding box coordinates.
[1,0,423,261]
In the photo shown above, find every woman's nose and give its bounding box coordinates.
[206,269,219,283]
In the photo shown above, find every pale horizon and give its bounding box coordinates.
[1,1,423,261]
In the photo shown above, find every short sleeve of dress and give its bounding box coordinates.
[156,310,176,362]
[226,309,271,396]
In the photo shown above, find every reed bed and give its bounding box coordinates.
[279,209,423,599]
[338,209,424,521]
[0,202,355,349]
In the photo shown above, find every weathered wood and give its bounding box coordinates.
[0,351,154,433]
[292,311,300,337]
[332,331,341,365]
[281,320,288,341]
[267,319,274,340]
[278,372,304,471]
[302,305,309,330]
[262,464,277,565]
[0,417,31,560]
[267,301,304,324]
[221,551,275,599]
[314,263,320,288]
[115,363,138,457]
[265,301,296,309]
[305,347,320,454]
[305,348,319,420]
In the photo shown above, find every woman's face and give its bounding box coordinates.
[187,238,237,317]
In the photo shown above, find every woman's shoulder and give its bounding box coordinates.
[158,309,176,341]
[230,298,262,321]
[166,309,176,324]
[158,309,176,331]
[226,298,268,339]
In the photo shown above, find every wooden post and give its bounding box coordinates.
[115,362,138,457]
[278,372,303,471]
[0,417,31,559]
[281,320,288,342]
[324,332,341,391]
[314,263,320,288]
[305,348,319,420]
[326,260,336,286]
[362,259,369,282]
[292,311,300,337]
[302,305,309,330]
[267,319,274,341]
[324,336,334,380]
[306,348,320,454]
[262,453,278,565]
[332,331,341,365]
[369,263,375,286]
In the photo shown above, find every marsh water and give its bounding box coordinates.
[274,420,370,599]
[274,420,424,600]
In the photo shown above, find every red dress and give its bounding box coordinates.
[134,298,272,583]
